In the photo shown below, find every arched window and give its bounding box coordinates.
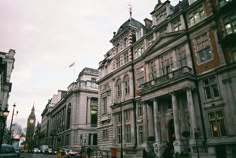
[116,79,122,98]
[124,75,130,95]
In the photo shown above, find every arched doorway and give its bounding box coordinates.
[168,119,175,144]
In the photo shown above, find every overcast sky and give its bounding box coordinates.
[1,0,179,128]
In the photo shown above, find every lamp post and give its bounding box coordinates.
[9,103,18,144]
[0,107,10,153]
[194,129,200,158]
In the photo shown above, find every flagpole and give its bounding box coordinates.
[73,63,75,82]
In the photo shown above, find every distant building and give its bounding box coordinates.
[25,106,36,151]
[41,67,99,149]
[97,0,236,158]
[40,90,66,147]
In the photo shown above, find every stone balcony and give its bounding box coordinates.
[140,66,195,92]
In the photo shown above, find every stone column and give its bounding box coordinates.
[153,99,160,142]
[172,92,182,153]
[143,103,148,142]
[147,104,154,137]
[186,88,197,138]
[87,97,91,124]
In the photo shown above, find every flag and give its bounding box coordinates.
[69,62,75,68]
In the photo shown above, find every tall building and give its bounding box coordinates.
[45,67,98,149]
[97,0,236,158]
[26,106,36,151]
[0,49,15,145]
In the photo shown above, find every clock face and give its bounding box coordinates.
[29,119,34,124]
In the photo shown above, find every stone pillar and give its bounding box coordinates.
[172,92,182,153]
[153,99,160,142]
[147,104,154,137]
[87,97,91,124]
[186,88,197,138]
[143,103,148,142]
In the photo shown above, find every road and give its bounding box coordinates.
[20,153,57,158]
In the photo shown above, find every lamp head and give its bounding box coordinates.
[2,107,10,118]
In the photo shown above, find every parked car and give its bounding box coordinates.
[0,144,19,158]
[45,148,53,154]
[65,145,86,158]
[33,148,41,153]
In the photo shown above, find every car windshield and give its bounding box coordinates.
[70,147,81,152]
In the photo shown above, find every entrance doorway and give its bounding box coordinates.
[168,119,175,143]
[216,145,226,158]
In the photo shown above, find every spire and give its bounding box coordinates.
[31,105,35,112]
[128,0,132,21]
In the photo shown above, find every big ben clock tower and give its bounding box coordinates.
[26,106,36,151]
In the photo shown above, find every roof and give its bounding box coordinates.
[117,18,145,34]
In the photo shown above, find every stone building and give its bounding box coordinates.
[40,90,66,146]
[45,67,99,149]
[0,49,15,110]
[0,49,15,144]
[97,0,236,158]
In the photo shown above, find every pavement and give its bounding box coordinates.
[20,153,57,158]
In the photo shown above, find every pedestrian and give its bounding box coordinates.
[87,147,92,158]
[143,149,147,158]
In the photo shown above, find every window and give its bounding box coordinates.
[134,47,143,59]
[203,76,220,100]
[137,103,143,117]
[124,75,130,95]
[117,112,122,123]
[138,126,144,144]
[124,110,130,122]
[172,19,182,31]
[116,44,120,53]
[188,0,197,5]
[159,52,174,75]
[208,111,226,137]
[91,110,97,126]
[231,47,236,62]
[195,33,213,64]
[188,6,205,27]
[219,0,232,8]
[91,77,96,82]
[136,66,145,87]
[125,125,131,143]
[102,97,107,114]
[117,126,122,143]
[116,56,121,68]
[123,38,127,48]
[223,15,236,35]
[116,79,122,98]
[147,36,153,47]
[124,52,129,63]
[176,45,187,67]
[148,61,157,80]
[102,129,108,140]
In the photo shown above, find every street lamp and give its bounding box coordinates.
[0,107,10,152]
[9,104,18,144]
